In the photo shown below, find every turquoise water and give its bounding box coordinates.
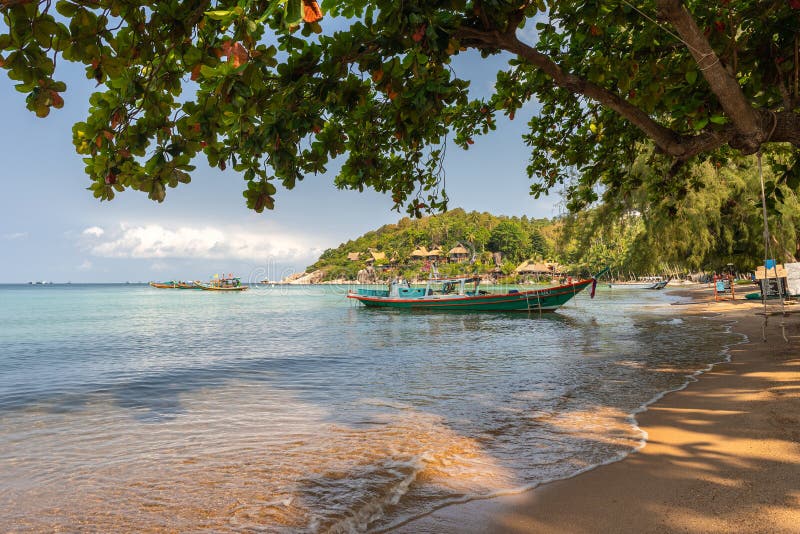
[0,284,737,532]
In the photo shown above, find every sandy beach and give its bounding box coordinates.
[396,285,800,533]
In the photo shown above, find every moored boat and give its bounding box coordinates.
[149,281,179,289]
[197,277,249,291]
[149,280,203,289]
[608,279,668,290]
[347,268,608,312]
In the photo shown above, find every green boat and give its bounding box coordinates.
[347,268,607,312]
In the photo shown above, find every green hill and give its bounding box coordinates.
[307,208,556,281]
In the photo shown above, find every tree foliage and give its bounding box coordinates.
[487,220,529,262]
[3,0,800,214]
[561,151,800,273]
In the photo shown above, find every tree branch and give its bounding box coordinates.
[656,0,763,152]
[455,25,732,159]
[505,3,529,36]
[0,0,37,7]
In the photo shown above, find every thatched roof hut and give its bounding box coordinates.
[410,246,429,259]
[427,248,443,260]
[365,249,387,263]
[347,252,361,261]
[515,261,562,275]
[448,244,470,263]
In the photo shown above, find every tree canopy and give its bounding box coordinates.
[2,0,800,214]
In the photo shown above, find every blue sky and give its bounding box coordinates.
[0,21,557,283]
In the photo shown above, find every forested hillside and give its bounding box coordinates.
[308,153,800,281]
[307,209,554,280]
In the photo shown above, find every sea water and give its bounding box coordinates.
[0,284,738,532]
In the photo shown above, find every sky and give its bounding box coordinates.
[0,17,558,283]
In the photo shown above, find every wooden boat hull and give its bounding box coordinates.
[149,282,178,289]
[646,280,669,290]
[347,279,594,312]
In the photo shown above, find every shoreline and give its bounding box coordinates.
[393,285,800,533]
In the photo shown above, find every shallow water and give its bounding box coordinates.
[0,284,737,532]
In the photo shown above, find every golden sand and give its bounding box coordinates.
[396,286,800,533]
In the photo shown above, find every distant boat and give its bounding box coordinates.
[608,279,668,290]
[347,268,608,312]
[197,277,249,291]
[149,281,179,289]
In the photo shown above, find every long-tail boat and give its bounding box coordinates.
[149,281,179,288]
[198,277,249,291]
[347,267,608,312]
[149,280,203,289]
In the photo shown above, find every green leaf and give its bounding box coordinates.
[685,70,697,85]
[55,0,78,18]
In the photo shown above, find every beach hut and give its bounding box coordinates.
[347,252,361,262]
[365,249,387,266]
[410,246,429,261]
[448,244,470,263]
[515,260,562,281]
[427,248,444,261]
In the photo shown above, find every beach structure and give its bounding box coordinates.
[365,249,387,266]
[448,244,470,263]
[515,260,563,280]
[410,246,429,261]
[427,248,444,261]
[754,262,788,299]
[346,252,361,262]
[786,262,800,296]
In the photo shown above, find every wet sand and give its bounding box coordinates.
[396,285,800,533]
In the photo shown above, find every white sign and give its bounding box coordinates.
[785,262,800,296]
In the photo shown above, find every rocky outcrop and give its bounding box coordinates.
[283,270,325,284]
[356,266,377,284]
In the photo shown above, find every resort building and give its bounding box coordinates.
[515,260,563,280]
[347,252,361,262]
[365,249,387,266]
[410,246,429,261]
[448,244,470,263]
[427,248,444,261]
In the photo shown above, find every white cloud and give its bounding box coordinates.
[2,232,28,240]
[77,260,93,270]
[84,223,321,262]
[82,226,105,237]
